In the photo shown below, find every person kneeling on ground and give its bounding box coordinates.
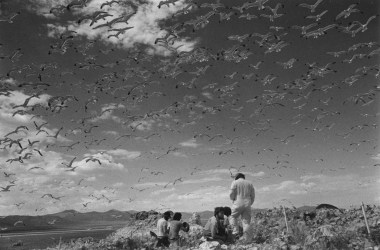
[168,212,190,248]
[203,207,228,244]
[222,207,234,241]
[153,211,172,248]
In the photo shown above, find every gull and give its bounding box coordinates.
[4,126,28,137]
[82,202,91,207]
[116,134,135,140]
[269,26,284,31]
[173,177,184,185]
[224,71,238,79]
[239,13,257,20]
[156,147,179,159]
[201,0,224,11]
[41,194,64,200]
[303,24,337,39]
[100,0,120,9]
[0,185,15,192]
[28,166,44,171]
[0,12,21,23]
[62,157,76,169]
[6,156,23,164]
[28,139,40,147]
[47,127,63,139]
[131,186,149,192]
[276,58,297,69]
[77,11,108,24]
[335,4,361,20]
[151,171,164,175]
[232,2,257,13]
[249,61,264,69]
[306,10,328,21]
[352,15,378,33]
[274,135,295,144]
[265,3,284,15]
[33,149,43,156]
[3,172,15,178]
[252,0,269,10]
[326,51,346,57]
[14,202,25,209]
[85,157,102,165]
[107,27,134,39]
[228,34,249,42]
[298,0,323,13]
[260,12,284,22]
[158,0,178,8]
[66,0,89,10]
[218,11,234,22]
[291,22,318,35]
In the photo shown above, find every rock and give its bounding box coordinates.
[289,245,302,250]
[199,241,221,250]
[319,225,334,237]
[220,244,229,250]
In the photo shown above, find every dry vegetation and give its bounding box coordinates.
[44,206,380,250]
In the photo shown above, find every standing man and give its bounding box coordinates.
[229,173,255,239]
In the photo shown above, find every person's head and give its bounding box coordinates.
[235,173,245,180]
[214,207,224,219]
[173,212,182,221]
[163,211,172,220]
[223,207,232,217]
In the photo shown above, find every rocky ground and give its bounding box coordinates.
[44,205,380,250]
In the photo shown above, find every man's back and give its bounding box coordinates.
[168,220,182,239]
[230,178,255,205]
[157,218,168,237]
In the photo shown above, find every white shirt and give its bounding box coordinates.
[229,178,255,206]
[157,218,169,237]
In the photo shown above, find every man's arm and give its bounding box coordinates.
[229,181,237,201]
[210,219,226,240]
[164,221,170,234]
[250,185,255,205]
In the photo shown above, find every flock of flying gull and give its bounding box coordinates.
[0,0,379,218]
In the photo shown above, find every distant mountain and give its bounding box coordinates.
[0,210,133,233]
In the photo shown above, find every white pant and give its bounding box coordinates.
[230,203,252,235]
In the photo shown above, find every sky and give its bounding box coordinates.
[0,0,379,216]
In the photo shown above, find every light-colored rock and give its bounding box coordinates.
[199,241,221,250]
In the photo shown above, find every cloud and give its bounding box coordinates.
[129,119,155,131]
[179,138,201,148]
[76,152,127,172]
[371,153,380,161]
[150,187,176,195]
[88,103,125,123]
[41,0,199,56]
[107,149,141,160]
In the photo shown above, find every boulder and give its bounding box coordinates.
[199,241,221,250]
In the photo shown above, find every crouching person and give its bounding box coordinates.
[168,212,190,248]
[154,211,172,248]
[203,207,228,244]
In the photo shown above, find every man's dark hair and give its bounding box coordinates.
[163,211,172,218]
[214,207,224,217]
[223,207,232,217]
[173,212,182,221]
[235,173,245,180]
